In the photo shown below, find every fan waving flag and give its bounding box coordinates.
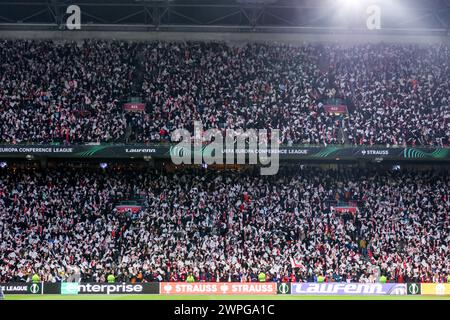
[290,257,303,269]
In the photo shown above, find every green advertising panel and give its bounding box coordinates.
[61,282,80,295]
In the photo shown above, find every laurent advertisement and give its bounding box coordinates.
[160,282,277,295]
[291,283,407,295]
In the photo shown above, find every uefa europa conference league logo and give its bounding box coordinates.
[171,121,280,175]
[0,283,41,294]
[407,283,421,295]
[277,283,291,295]
[29,283,40,294]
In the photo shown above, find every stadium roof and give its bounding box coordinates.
[0,0,449,34]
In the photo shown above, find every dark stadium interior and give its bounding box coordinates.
[1,0,449,33]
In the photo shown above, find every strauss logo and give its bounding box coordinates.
[220,284,229,293]
[436,284,445,295]
[163,283,173,293]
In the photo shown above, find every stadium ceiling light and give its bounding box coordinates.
[338,0,362,7]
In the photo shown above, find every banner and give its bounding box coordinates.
[0,144,448,161]
[331,206,358,214]
[323,105,348,114]
[123,103,145,112]
[421,283,450,295]
[115,205,142,213]
[0,283,42,295]
[0,282,160,295]
[291,283,407,295]
[75,282,159,295]
[43,282,60,294]
[160,282,277,295]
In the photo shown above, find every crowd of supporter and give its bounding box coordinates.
[138,42,450,147]
[0,39,137,144]
[136,42,343,145]
[1,40,448,146]
[332,44,450,147]
[0,167,448,283]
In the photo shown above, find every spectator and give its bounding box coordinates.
[0,166,448,283]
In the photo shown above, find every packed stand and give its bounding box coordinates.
[137,42,343,145]
[136,42,450,147]
[0,167,448,283]
[324,44,450,147]
[0,39,137,144]
[0,40,449,146]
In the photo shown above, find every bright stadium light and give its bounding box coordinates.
[100,162,108,169]
[341,0,359,5]
[0,161,7,168]
[337,0,362,8]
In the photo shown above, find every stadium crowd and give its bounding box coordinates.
[0,39,137,144]
[0,167,448,283]
[0,40,449,146]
